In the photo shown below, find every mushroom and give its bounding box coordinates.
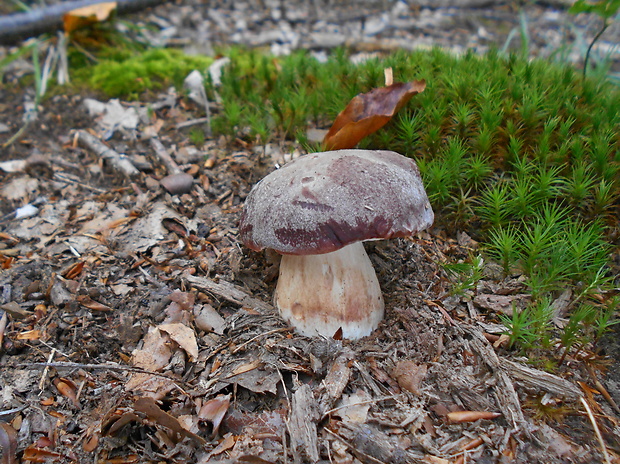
[239,149,434,339]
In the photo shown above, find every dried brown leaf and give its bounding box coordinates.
[53,377,79,408]
[392,360,427,395]
[158,323,199,361]
[168,290,195,311]
[229,359,261,376]
[133,397,206,445]
[198,394,231,436]
[82,433,99,453]
[323,80,426,150]
[21,446,65,462]
[0,423,18,464]
[62,261,85,280]
[203,432,236,460]
[237,456,276,464]
[106,412,141,436]
[105,456,139,464]
[77,295,113,312]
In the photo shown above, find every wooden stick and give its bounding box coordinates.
[580,397,611,464]
[149,137,181,175]
[76,130,139,178]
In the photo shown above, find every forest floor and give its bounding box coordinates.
[0,1,619,463]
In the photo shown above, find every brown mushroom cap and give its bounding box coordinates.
[239,149,434,255]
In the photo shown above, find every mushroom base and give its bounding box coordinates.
[274,242,385,339]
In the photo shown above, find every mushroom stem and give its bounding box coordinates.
[274,242,384,339]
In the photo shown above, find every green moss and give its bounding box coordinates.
[75,48,214,99]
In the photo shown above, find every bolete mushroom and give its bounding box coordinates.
[239,149,434,339]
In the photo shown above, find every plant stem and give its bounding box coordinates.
[583,21,609,79]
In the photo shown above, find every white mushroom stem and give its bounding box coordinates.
[274,242,384,339]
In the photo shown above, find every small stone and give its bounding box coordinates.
[160,173,194,195]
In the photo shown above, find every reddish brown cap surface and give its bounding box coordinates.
[239,149,434,255]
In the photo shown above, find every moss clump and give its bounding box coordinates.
[76,48,213,99]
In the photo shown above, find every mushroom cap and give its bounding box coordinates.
[239,149,434,255]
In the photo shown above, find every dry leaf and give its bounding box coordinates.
[336,389,371,423]
[106,412,141,435]
[62,261,85,280]
[229,359,261,376]
[199,394,231,436]
[21,446,65,462]
[226,367,280,394]
[105,456,139,464]
[53,377,79,408]
[0,423,18,464]
[424,456,450,464]
[158,323,199,361]
[133,397,206,445]
[323,80,426,150]
[77,295,113,312]
[446,410,501,423]
[82,433,99,452]
[40,397,55,406]
[392,360,427,395]
[131,327,173,371]
[204,433,236,460]
[473,294,530,317]
[168,291,195,311]
[236,456,277,464]
[63,2,117,35]
[193,304,226,334]
[223,408,286,438]
[126,327,176,396]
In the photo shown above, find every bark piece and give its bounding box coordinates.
[319,351,353,415]
[289,384,320,463]
[184,273,272,313]
[464,327,531,437]
[502,359,582,401]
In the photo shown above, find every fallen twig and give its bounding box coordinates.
[20,361,189,384]
[0,405,28,417]
[38,348,56,391]
[586,365,620,415]
[176,117,211,130]
[150,137,181,175]
[76,130,139,178]
[580,397,612,464]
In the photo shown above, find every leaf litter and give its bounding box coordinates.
[0,70,618,464]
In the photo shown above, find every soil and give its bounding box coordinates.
[1,1,620,463]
